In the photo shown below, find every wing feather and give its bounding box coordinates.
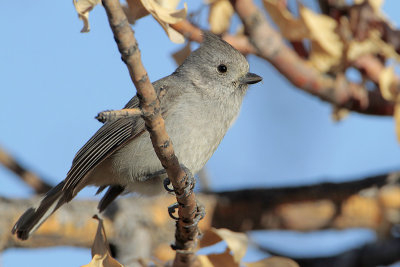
[62,96,145,196]
[61,79,173,198]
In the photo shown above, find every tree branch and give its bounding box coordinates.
[3,172,400,260]
[171,20,256,55]
[0,145,52,194]
[228,0,394,116]
[211,172,400,234]
[272,238,400,267]
[101,0,200,265]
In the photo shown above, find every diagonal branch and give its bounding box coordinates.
[171,20,256,55]
[0,145,52,194]
[101,1,199,266]
[229,0,394,116]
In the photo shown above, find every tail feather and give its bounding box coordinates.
[12,181,68,240]
[98,185,125,213]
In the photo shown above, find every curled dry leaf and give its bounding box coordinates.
[245,256,299,267]
[198,250,239,267]
[73,0,101,33]
[73,0,187,43]
[299,6,342,72]
[263,0,308,41]
[208,0,234,34]
[200,228,248,263]
[198,228,298,266]
[263,0,342,72]
[379,66,397,101]
[172,41,191,65]
[82,216,124,267]
[125,0,187,43]
[348,30,400,62]
[123,0,149,23]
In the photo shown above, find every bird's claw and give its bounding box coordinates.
[163,177,175,193]
[168,202,180,220]
[163,165,195,199]
[176,166,195,199]
[183,202,205,230]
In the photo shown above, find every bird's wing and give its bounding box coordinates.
[61,94,146,198]
[61,78,178,199]
[62,113,145,199]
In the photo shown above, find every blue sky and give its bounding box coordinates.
[1,0,400,266]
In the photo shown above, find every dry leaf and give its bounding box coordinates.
[74,0,187,43]
[82,216,124,267]
[379,66,396,101]
[245,256,299,267]
[207,249,240,267]
[209,0,234,34]
[200,228,248,263]
[123,0,149,23]
[172,42,191,65]
[137,0,187,43]
[299,6,342,72]
[263,0,343,72]
[263,0,309,40]
[354,0,384,13]
[198,250,239,267]
[332,106,350,122]
[348,30,400,62]
[73,0,101,33]
[394,99,400,143]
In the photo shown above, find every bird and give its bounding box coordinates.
[12,32,262,240]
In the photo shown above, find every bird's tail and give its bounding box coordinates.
[12,181,68,240]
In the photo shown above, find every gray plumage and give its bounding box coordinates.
[12,32,262,240]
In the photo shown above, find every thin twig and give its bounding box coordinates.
[0,145,52,194]
[96,108,142,123]
[101,0,200,266]
[171,20,256,55]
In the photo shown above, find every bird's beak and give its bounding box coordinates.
[241,72,262,85]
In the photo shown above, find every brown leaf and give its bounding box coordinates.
[139,0,187,43]
[299,6,342,72]
[348,30,400,62]
[200,228,248,263]
[263,0,343,72]
[379,65,396,101]
[199,249,239,267]
[208,0,234,34]
[123,0,149,23]
[332,106,350,122]
[245,256,299,267]
[263,0,309,41]
[73,0,101,33]
[172,42,191,65]
[394,100,400,143]
[81,216,124,267]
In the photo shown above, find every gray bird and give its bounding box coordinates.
[12,32,262,240]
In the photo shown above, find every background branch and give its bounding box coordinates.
[3,172,400,260]
[270,238,400,267]
[0,145,52,194]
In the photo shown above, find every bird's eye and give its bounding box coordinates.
[217,64,227,73]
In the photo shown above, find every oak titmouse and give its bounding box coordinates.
[12,32,262,240]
